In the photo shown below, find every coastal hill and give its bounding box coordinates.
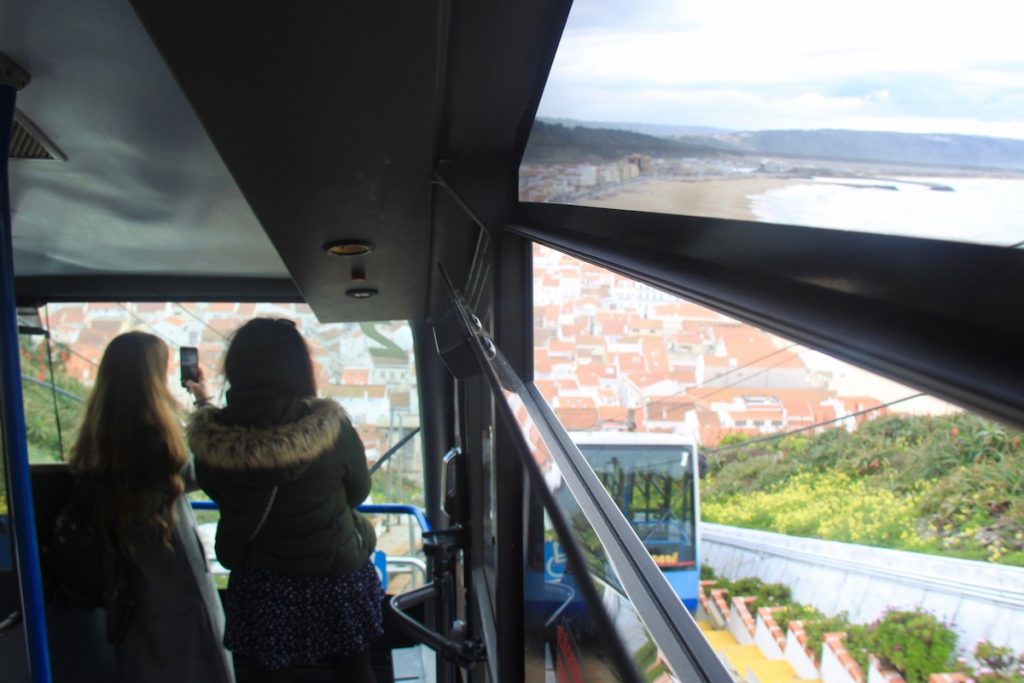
[727,129,1024,171]
[526,117,1024,171]
[522,120,724,164]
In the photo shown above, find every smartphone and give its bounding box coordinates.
[179,347,199,388]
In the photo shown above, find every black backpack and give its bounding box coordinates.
[43,494,134,644]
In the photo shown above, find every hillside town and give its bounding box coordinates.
[38,250,885,457]
[43,302,419,466]
[520,153,785,204]
[532,245,885,446]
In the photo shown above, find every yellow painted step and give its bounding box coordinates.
[719,644,763,677]
[701,629,738,650]
[746,659,804,683]
[697,620,714,632]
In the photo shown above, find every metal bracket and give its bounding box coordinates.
[0,53,30,90]
[389,585,487,666]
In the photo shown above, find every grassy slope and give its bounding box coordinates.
[701,414,1024,566]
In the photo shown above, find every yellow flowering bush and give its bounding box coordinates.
[703,415,1024,565]
[703,471,931,550]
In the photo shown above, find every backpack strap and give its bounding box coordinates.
[248,486,278,543]
[238,486,278,566]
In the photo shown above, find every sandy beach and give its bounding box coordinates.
[576,177,798,221]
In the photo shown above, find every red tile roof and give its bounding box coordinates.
[343,368,371,385]
[554,406,600,431]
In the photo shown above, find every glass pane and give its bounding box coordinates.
[532,243,1024,672]
[521,1,1024,247]
[575,435,699,608]
[509,390,678,683]
[18,315,84,463]
[40,303,424,590]
[525,504,667,683]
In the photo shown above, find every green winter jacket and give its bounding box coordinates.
[187,395,375,577]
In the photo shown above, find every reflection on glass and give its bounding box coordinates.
[526,504,674,683]
[506,389,678,682]
[521,1,1024,246]
[574,433,699,610]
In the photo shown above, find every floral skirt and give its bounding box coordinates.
[223,560,384,670]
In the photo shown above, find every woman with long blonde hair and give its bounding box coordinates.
[69,331,234,683]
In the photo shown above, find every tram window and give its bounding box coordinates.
[513,396,680,682]
[532,244,1024,653]
[28,302,426,591]
[16,315,83,464]
[520,1,1024,247]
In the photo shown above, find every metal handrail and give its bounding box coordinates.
[190,500,432,533]
[357,504,432,533]
[1,68,54,682]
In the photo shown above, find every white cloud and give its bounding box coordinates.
[538,0,1024,138]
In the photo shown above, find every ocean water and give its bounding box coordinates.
[749,177,1024,247]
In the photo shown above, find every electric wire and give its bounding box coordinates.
[705,392,926,454]
[175,303,228,340]
[547,342,801,430]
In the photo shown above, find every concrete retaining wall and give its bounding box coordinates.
[701,523,1024,654]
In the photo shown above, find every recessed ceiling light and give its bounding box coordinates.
[323,240,375,256]
[346,288,378,299]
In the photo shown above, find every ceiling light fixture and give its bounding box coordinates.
[323,239,375,256]
[346,288,378,299]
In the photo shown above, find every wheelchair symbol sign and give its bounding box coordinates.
[544,540,567,581]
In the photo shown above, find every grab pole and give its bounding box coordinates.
[0,53,53,683]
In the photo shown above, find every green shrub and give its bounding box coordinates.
[700,564,717,581]
[728,577,765,596]
[870,609,957,683]
[704,456,799,498]
[973,641,1024,683]
[770,603,821,632]
[749,582,792,611]
[718,432,751,447]
[803,613,853,660]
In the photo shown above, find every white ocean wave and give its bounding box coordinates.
[749,177,1024,246]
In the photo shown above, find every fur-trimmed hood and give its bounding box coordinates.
[188,397,345,472]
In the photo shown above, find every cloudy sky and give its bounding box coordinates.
[537,0,1024,139]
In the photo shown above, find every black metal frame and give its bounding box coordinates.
[15,276,301,306]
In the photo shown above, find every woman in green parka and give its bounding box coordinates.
[186,318,382,683]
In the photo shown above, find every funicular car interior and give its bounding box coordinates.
[1,2,1023,682]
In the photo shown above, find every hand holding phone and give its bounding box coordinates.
[180,347,199,388]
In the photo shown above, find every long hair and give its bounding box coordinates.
[224,318,317,398]
[69,332,188,556]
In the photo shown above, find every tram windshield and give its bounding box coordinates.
[12,302,427,588]
[574,438,697,568]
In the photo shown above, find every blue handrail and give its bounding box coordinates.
[0,79,54,682]
[357,504,432,533]
[190,500,432,533]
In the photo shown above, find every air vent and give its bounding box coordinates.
[8,111,65,161]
